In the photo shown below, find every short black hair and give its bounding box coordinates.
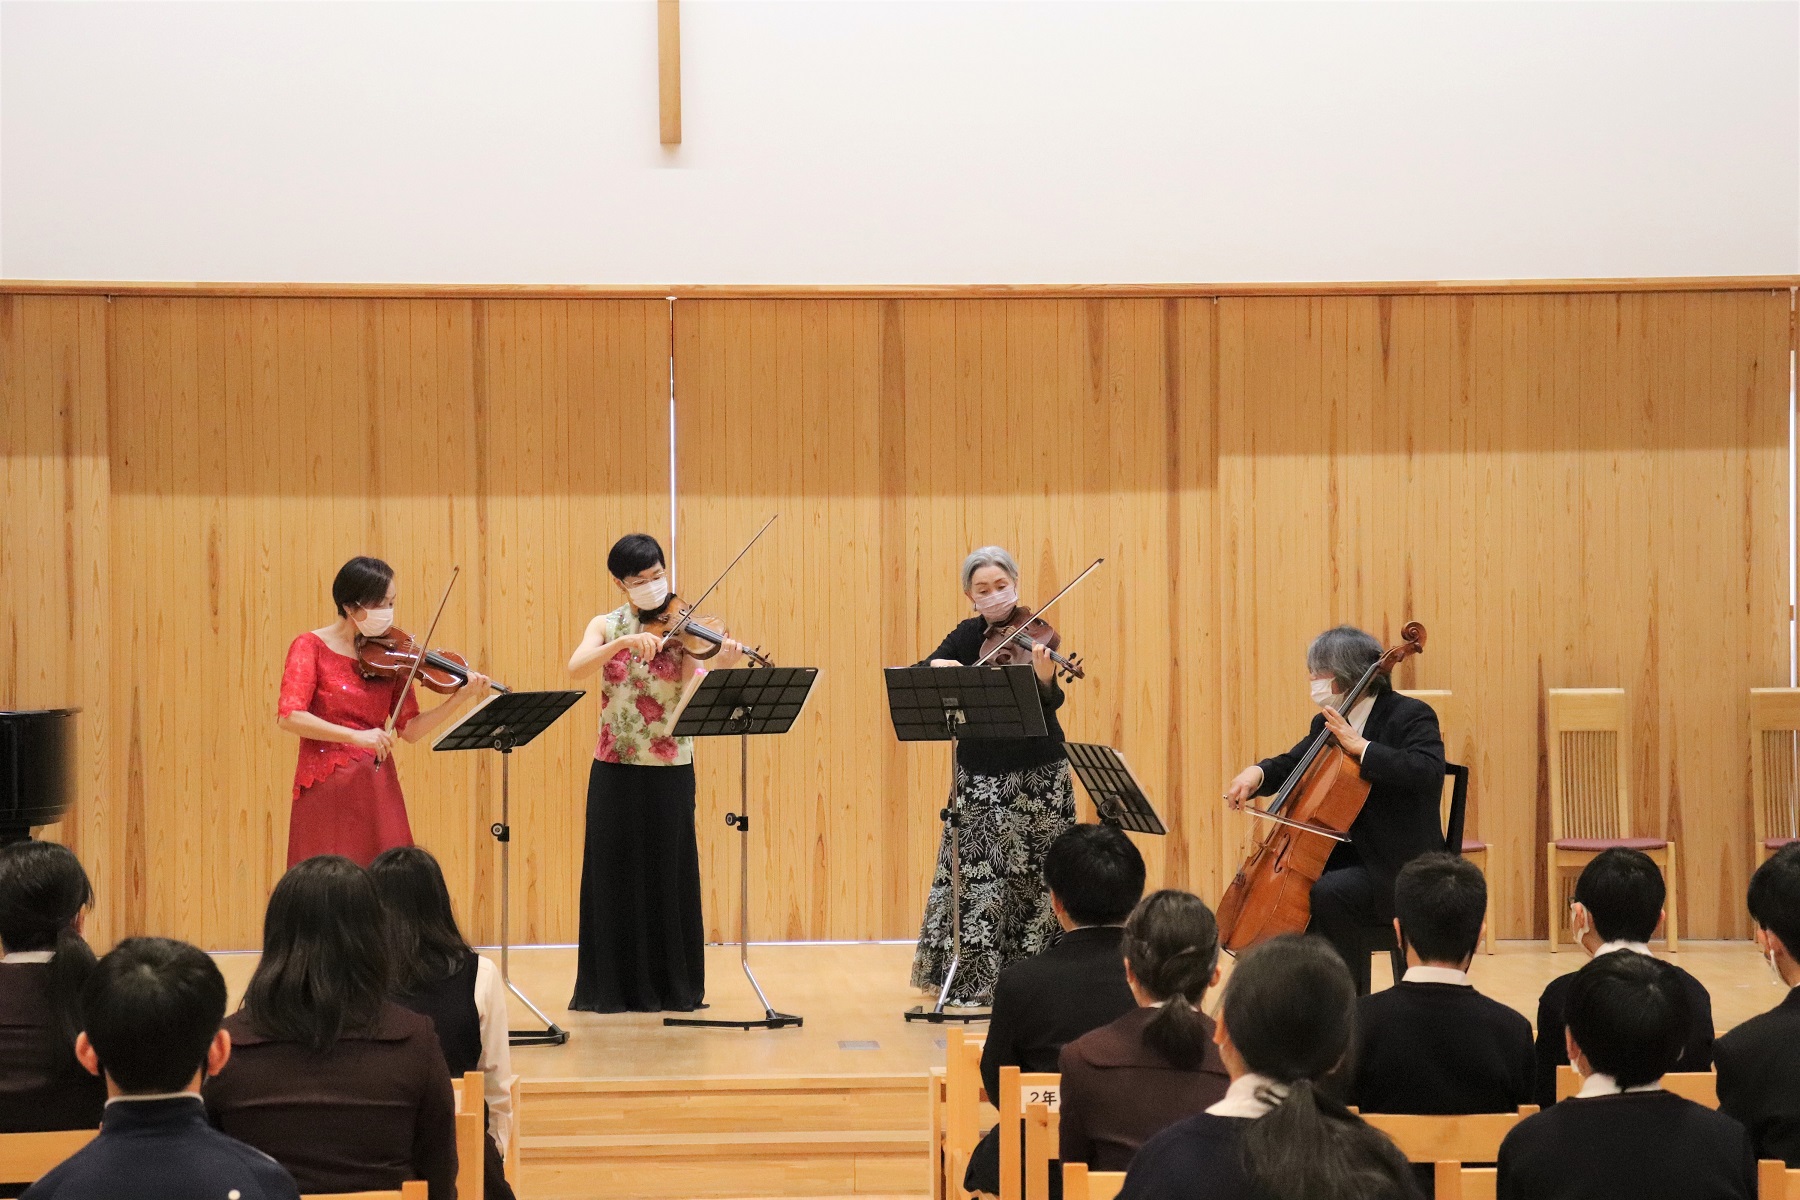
[1749,843,1800,955]
[1042,824,1145,926]
[1565,950,1688,1088]
[243,856,390,1052]
[370,846,475,997]
[1394,852,1487,963]
[332,556,394,616]
[82,937,226,1094]
[607,534,665,581]
[1573,848,1666,943]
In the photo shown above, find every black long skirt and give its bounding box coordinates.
[569,760,706,1013]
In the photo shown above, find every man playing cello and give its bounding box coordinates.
[1223,625,1446,995]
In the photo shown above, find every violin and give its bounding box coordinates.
[978,607,1085,683]
[642,597,774,668]
[357,628,509,695]
[1214,621,1426,955]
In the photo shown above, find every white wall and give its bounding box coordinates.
[2,0,1795,285]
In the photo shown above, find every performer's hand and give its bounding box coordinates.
[1224,766,1264,810]
[354,727,395,761]
[459,669,490,695]
[1031,641,1054,684]
[1320,705,1369,760]
[716,638,745,669]
[929,658,961,668]
[624,632,663,662]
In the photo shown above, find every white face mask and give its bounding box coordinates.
[973,584,1018,622]
[354,606,394,638]
[626,577,669,610]
[1309,678,1336,708]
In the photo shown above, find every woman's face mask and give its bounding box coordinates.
[624,574,669,611]
[354,606,394,638]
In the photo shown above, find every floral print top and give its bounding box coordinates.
[594,604,694,767]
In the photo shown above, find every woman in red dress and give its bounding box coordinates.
[276,557,489,867]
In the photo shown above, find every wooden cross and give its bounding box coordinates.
[659,0,681,144]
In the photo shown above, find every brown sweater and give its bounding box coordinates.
[1058,1005,1231,1172]
[0,961,105,1134]
[203,1002,456,1200]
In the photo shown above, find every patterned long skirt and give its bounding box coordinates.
[910,758,1077,1006]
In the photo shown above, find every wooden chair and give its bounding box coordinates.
[1759,1159,1800,1199]
[1553,1064,1717,1106]
[1751,689,1800,862]
[1432,1162,1498,1200]
[1024,1101,1060,1200]
[1402,690,1492,955]
[1546,689,1678,952]
[301,1185,427,1200]
[1359,1106,1537,1164]
[931,1066,949,1200]
[0,1129,95,1185]
[944,1028,988,1200]
[505,1074,520,1182]
[453,1070,484,1200]
[998,1066,1060,1200]
[1061,1162,1126,1200]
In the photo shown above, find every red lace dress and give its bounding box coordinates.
[278,631,421,867]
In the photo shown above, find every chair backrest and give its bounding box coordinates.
[1402,690,1468,829]
[1553,1064,1718,1107]
[0,1128,96,1184]
[454,1070,484,1200]
[1759,1158,1800,1199]
[944,1028,987,1197]
[1751,689,1800,847]
[1359,1107,1537,1164]
[998,1066,1060,1200]
[1546,688,1631,841]
[1061,1162,1126,1200]
[1024,1101,1061,1200]
[301,1185,426,1200]
[1432,1162,1497,1200]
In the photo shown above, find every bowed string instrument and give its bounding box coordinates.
[1213,621,1427,954]
[972,557,1103,684]
[356,566,508,765]
[642,514,777,668]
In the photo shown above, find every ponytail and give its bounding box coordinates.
[0,841,96,1044]
[45,922,97,1043]
[1140,948,1214,1070]
[1240,1078,1415,1200]
[1124,890,1220,1070]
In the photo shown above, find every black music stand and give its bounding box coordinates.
[1066,743,1166,835]
[434,689,585,1047]
[885,665,1047,1023]
[663,666,819,1031]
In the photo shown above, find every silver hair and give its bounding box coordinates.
[961,546,1019,593]
[1306,626,1388,695]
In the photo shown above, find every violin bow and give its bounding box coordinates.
[660,513,778,644]
[972,556,1105,668]
[377,565,460,763]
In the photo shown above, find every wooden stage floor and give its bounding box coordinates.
[211,939,1784,1200]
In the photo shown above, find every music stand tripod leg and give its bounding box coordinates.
[666,715,802,1030]
[494,744,569,1047]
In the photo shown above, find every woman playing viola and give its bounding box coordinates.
[276,557,489,868]
[566,534,745,1013]
[912,545,1075,1007]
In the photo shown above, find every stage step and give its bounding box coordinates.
[516,1074,931,1199]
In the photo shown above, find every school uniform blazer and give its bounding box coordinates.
[22,1096,297,1200]
[1058,1006,1231,1171]
[1716,984,1800,1166]
[0,963,105,1135]
[1497,1090,1756,1200]
[1255,689,1446,907]
[979,925,1138,1102]
[1532,959,1714,1108]
[1353,980,1535,1115]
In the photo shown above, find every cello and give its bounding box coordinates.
[1214,621,1426,954]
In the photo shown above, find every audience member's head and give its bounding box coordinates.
[1393,852,1487,967]
[76,937,228,1096]
[242,855,390,1053]
[1572,847,1665,949]
[1564,949,1689,1088]
[1217,936,1413,1200]
[0,840,97,1040]
[1122,889,1220,1070]
[1042,824,1145,928]
[1749,843,1800,986]
[370,846,475,997]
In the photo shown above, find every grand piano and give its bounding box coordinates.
[0,708,79,845]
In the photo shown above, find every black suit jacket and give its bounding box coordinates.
[1716,984,1800,1166]
[1256,689,1445,907]
[23,1096,298,1200]
[1353,980,1535,1115]
[1497,1090,1756,1200]
[979,925,1137,1101]
[1532,955,1714,1107]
